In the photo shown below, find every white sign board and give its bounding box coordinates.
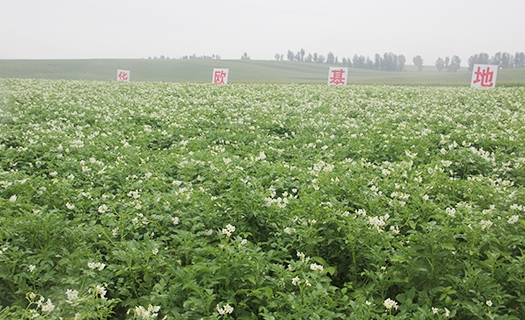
[212,68,229,84]
[117,69,130,82]
[471,64,498,88]
[327,67,348,85]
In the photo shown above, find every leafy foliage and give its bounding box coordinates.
[1,79,525,319]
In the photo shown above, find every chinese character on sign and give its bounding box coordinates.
[212,68,229,84]
[117,69,130,82]
[328,67,348,85]
[471,64,498,88]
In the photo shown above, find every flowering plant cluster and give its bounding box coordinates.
[1,79,524,318]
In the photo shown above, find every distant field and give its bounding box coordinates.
[1,59,525,86]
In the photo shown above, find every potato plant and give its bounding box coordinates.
[1,79,524,319]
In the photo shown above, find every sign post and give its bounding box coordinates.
[471,64,498,88]
[328,67,348,85]
[117,69,130,82]
[212,68,229,84]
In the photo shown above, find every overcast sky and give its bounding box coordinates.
[1,0,524,65]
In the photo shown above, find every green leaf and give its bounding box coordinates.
[391,253,408,263]
[243,274,257,285]
[324,266,337,276]
[312,256,328,266]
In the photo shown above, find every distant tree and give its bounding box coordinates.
[501,52,513,69]
[397,55,406,71]
[275,53,281,61]
[366,57,374,69]
[467,53,490,70]
[478,53,490,65]
[468,52,514,69]
[443,57,450,70]
[413,55,424,71]
[179,54,219,60]
[300,48,306,61]
[317,55,326,63]
[305,53,313,63]
[435,57,444,71]
[287,50,295,61]
[374,54,381,70]
[313,52,318,62]
[393,54,399,71]
[381,52,395,71]
[295,52,301,62]
[326,52,335,64]
[447,55,461,72]
[381,53,391,70]
[341,57,352,67]
[515,52,525,68]
[352,55,360,68]
[353,55,365,68]
[488,52,513,69]
[241,52,250,60]
[490,52,502,66]
[160,55,165,59]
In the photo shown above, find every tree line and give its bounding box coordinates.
[277,49,407,72]
[146,50,525,72]
[147,54,222,60]
[150,52,252,60]
[434,56,462,72]
[276,49,525,72]
[467,52,525,70]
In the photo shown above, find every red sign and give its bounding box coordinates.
[212,68,229,84]
[117,69,130,82]
[328,67,348,85]
[471,64,498,88]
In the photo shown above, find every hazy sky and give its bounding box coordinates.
[1,0,524,65]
